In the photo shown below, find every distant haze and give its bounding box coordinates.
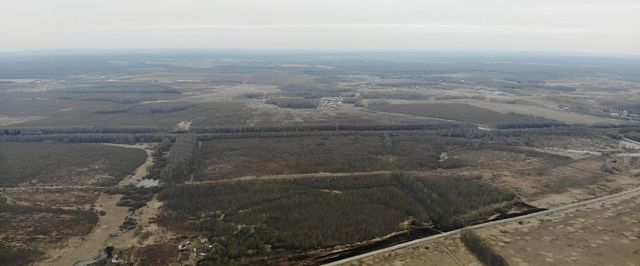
[1,0,639,54]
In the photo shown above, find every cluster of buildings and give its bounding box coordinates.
[178,236,213,257]
[318,97,344,110]
[609,110,640,120]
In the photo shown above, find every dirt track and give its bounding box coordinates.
[39,144,155,266]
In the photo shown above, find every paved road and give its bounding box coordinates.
[325,185,640,266]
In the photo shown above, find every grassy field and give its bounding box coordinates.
[0,143,146,186]
[368,102,556,125]
[158,172,515,264]
[195,134,468,180]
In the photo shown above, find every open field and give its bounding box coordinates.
[2,186,100,208]
[0,142,147,187]
[0,201,98,265]
[442,98,619,125]
[478,191,640,266]
[367,102,557,126]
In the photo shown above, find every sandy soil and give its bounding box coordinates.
[39,144,156,266]
[478,191,640,266]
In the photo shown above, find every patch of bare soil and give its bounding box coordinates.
[38,193,131,266]
[3,187,100,209]
[39,144,158,266]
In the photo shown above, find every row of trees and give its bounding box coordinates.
[460,229,510,266]
[0,133,170,144]
[159,134,199,183]
[0,126,160,135]
[394,173,516,231]
[195,123,465,134]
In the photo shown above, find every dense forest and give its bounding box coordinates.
[159,134,199,183]
[157,172,519,264]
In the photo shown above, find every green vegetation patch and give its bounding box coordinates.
[0,143,146,186]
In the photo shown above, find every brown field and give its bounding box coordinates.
[479,191,640,266]
[445,98,617,125]
[367,102,556,125]
[0,142,147,187]
[0,204,98,253]
[2,187,100,208]
[195,135,466,180]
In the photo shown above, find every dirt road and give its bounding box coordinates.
[39,144,154,266]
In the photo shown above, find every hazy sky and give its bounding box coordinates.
[1,0,639,54]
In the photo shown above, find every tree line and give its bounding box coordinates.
[159,134,199,183]
[0,133,170,144]
[460,229,510,266]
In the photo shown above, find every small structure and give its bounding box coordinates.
[199,233,209,244]
[111,255,125,264]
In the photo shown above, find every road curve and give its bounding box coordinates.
[324,185,640,266]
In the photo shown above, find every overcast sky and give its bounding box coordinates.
[1,0,639,54]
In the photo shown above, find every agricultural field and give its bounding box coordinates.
[367,102,557,126]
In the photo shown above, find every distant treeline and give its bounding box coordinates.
[265,97,319,109]
[195,123,465,134]
[0,123,627,144]
[95,102,195,115]
[0,133,170,144]
[0,126,161,135]
[494,122,567,129]
[360,90,432,100]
